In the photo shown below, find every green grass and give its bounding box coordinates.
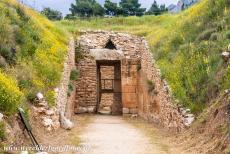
[0,0,69,114]
[57,0,230,113]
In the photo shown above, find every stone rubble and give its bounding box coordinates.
[33,93,60,131]
[179,107,195,127]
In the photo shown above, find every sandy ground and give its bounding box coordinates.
[78,115,168,154]
[33,115,204,154]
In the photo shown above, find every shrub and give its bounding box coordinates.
[19,79,32,90]
[26,89,37,103]
[136,63,141,71]
[224,30,230,39]
[0,122,5,141]
[222,66,230,90]
[147,80,155,93]
[45,90,56,106]
[75,45,84,61]
[0,72,24,115]
[0,47,15,64]
[196,28,217,41]
[68,82,74,97]
[210,32,220,41]
[70,69,79,81]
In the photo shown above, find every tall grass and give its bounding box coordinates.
[0,0,69,114]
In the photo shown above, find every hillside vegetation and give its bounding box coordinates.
[57,0,230,113]
[0,0,68,115]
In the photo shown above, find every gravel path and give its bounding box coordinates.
[79,115,167,154]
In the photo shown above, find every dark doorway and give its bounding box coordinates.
[96,60,122,115]
[105,40,117,50]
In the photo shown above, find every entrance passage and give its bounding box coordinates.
[97,60,122,115]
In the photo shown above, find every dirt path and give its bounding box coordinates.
[79,115,168,154]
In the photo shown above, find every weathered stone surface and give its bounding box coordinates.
[53,121,61,130]
[90,49,124,60]
[38,102,48,108]
[56,38,76,117]
[123,108,130,114]
[87,106,96,113]
[0,56,7,67]
[36,92,44,101]
[42,117,53,127]
[184,116,195,127]
[99,110,111,115]
[131,114,138,118]
[60,112,74,130]
[45,109,55,116]
[76,31,187,131]
[0,113,3,122]
[75,107,88,114]
[222,51,230,61]
[130,108,138,114]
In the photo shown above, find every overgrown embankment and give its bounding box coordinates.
[0,0,70,144]
[0,0,69,117]
[57,0,230,113]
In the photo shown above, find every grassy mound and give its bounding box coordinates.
[0,0,69,115]
[57,0,230,113]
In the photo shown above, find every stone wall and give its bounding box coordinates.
[121,59,139,114]
[56,38,76,117]
[137,39,185,131]
[75,31,186,131]
[75,57,97,113]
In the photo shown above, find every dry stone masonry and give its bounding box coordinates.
[75,30,189,131]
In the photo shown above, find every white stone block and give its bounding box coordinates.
[122,108,130,114]
[0,113,3,122]
[60,112,74,130]
[130,108,138,114]
[36,92,44,100]
[75,107,88,114]
[87,106,96,113]
[184,116,195,127]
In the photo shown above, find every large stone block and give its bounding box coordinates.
[122,93,138,108]
[130,108,138,114]
[128,86,136,93]
[122,108,130,114]
[87,106,96,113]
[75,107,88,114]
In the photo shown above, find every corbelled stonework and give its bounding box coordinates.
[75,30,186,131]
